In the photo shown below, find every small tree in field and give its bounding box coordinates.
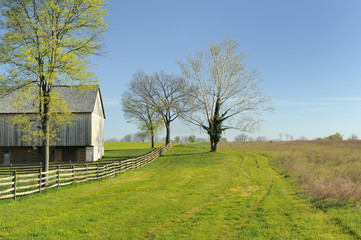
[0,0,108,171]
[178,38,272,152]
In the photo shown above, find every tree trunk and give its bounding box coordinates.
[151,130,155,148]
[42,138,50,172]
[210,138,218,152]
[165,122,171,145]
[209,97,221,152]
[41,95,50,186]
[41,85,50,173]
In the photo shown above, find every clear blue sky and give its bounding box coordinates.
[95,0,361,141]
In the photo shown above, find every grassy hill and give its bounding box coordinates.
[0,142,360,239]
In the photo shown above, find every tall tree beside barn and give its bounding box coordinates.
[178,38,272,152]
[0,0,108,172]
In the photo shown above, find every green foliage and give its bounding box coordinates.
[326,132,343,141]
[0,0,107,86]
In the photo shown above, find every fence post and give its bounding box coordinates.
[38,168,42,193]
[12,171,17,200]
[96,164,99,180]
[105,163,107,177]
[72,165,75,183]
[113,161,115,176]
[57,165,60,187]
[85,164,88,181]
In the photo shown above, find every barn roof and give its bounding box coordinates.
[0,85,105,118]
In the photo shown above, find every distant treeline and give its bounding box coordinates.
[106,132,214,143]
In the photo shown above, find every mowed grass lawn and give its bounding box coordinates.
[0,143,360,239]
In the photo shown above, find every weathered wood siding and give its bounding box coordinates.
[0,113,92,147]
[0,114,40,147]
[56,113,92,146]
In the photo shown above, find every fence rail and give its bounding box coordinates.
[0,143,172,200]
[0,156,146,176]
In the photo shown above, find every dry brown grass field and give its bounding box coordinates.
[220,140,361,207]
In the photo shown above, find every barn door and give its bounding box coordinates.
[62,147,77,162]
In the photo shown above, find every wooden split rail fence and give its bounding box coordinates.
[0,143,172,200]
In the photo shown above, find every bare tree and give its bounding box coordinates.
[256,136,267,142]
[178,38,272,152]
[285,134,290,141]
[348,134,358,140]
[147,72,193,145]
[121,71,163,148]
[122,134,133,142]
[136,132,149,142]
[234,133,248,142]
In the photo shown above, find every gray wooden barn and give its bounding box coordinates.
[0,86,105,165]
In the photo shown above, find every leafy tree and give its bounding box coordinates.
[174,136,181,143]
[187,135,196,143]
[121,71,163,148]
[178,38,272,152]
[326,132,343,141]
[0,0,108,171]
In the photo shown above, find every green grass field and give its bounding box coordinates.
[0,142,360,239]
[101,142,164,161]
